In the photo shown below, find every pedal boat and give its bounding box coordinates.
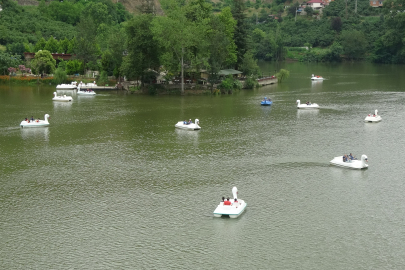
[330,154,368,169]
[175,119,201,130]
[296,99,319,109]
[213,187,247,218]
[364,110,382,123]
[20,114,50,128]
[261,97,272,106]
[52,92,72,102]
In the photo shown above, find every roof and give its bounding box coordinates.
[218,69,243,75]
[306,0,324,3]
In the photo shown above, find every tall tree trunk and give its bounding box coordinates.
[181,47,184,95]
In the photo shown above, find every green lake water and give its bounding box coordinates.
[1,62,405,269]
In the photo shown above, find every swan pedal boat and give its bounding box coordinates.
[175,119,201,130]
[213,187,247,218]
[77,87,96,95]
[364,110,382,123]
[296,100,319,109]
[20,114,50,128]
[330,154,368,169]
[52,92,72,102]
[311,74,324,80]
[56,81,77,89]
[261,97,272,106]
[78,81,97,89]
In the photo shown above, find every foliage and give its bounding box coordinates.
[97,70,108,85]
[243,77,258,89]
[231,0,249,69]
[218,75,235,93]
[65,60,83,75]
[31,50,56,75]
[276,69,289,83]
[123,14,160,84]
[0,51,22,75]
[240,51,261,76]
[53,67,67,84]
[341,30,367,59]
[75,17,99,73]
[152,0,209,94]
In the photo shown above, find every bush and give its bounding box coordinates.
[244,77,258,89]
[53,67,67,84]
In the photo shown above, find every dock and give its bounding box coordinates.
[257,76,277,86]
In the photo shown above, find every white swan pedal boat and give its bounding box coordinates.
[330,154,368,169]
[56,81,77,90]
[364,109,382,123]
[20,114,50,128]
[52,92,72,102]
[175,119,201,130]
[296,100,319,109]
[213,187,247,218]
[77,87,96,95]
[78,81,97,89]
[311,74,324,80]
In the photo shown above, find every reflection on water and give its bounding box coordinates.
[20,126,49,141]
[296,108,320,118]
[53,101,73,110]
[174,128,200,144]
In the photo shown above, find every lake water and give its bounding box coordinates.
[1,62,405,269]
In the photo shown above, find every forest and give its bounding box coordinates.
[0,0,404,91]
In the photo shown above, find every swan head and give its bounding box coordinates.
[375,109,378,115]
[361,155,368,162]
[296,100,300,104]
[195,119,199,125]
[232,187,238,199]
[45,114,50,119]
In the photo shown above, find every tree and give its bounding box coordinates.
[276,69,290,83]
[206,15,232,92]
[304,6,313,17]
[331,17,342,32]
[59,38,70,54]
[218,7,237,66]
[123,14,161,86]
[240,51,260,76]
[75,17,99,73]
[34,37,47,52]
[341,30,367,59]
[152,0,208,94]
[54,67,67,84]
[44,36,60,53]
[232,0,249,70]
[0,51,22,75]
[31,50,56,76]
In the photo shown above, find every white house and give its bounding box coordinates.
[306,0,325,9]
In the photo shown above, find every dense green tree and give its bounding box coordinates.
[152,0,208,94]
[44,36,60,53]
[0,51,22,75]
[107,28,126,81]
[218,7,237,66]
[82,2,112,27]
[124,14,161,85]
[231,0,249,70]
[239,51,260,76]
[31,50,56,75]
[341,30,367,59]
[34,37,47,52]
[54,67,67,84]
[75,18,99,73]
[206,15,232,91]
[59,38,70,54]
[65,60,83,75]
[6,43,25,57]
